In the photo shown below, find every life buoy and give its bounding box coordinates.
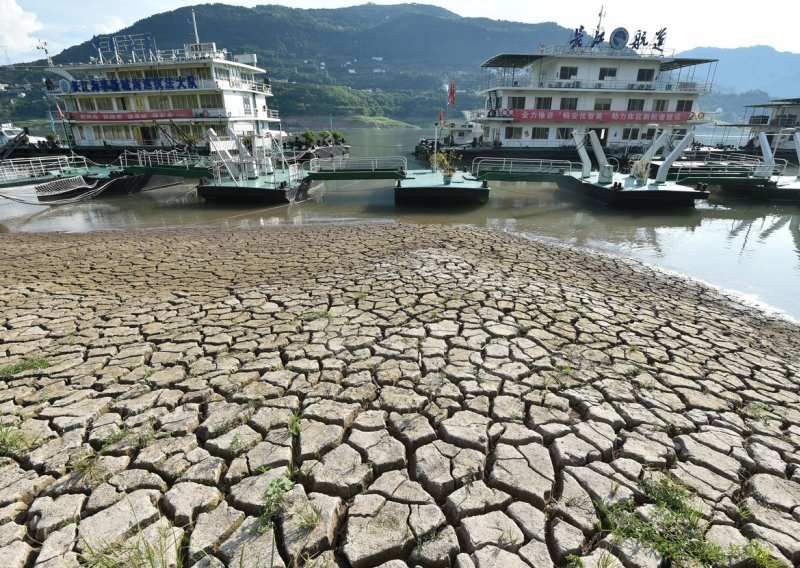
[202,109,209,118]
[696,112,705,120]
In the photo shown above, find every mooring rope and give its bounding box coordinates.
[0,176,113,205]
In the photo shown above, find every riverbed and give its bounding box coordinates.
[0,128,798,321]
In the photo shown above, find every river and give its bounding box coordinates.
[1,128,798,321]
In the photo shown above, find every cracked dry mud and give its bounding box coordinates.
[0,223,799,567]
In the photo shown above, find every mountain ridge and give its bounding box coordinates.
[1,3,797,124]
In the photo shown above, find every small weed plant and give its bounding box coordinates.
[259,475,294,531]
[287,412,302,436]
[599,471,789,567]
[0,356,49,377]
[0,423,38,457]
[297,504,322,531]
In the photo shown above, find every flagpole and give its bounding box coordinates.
[433,114,439,172]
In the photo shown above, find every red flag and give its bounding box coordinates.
[438,108,443,124]
[55,102,64,119]
[448,80,455,105]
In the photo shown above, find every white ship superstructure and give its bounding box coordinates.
[45,30,280,153]
[474,17,718,156]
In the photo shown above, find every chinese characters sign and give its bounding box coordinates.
[510,109,691,123]
[69,75,199,93]
[570,25,667,51]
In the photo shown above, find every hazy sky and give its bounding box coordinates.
[2,0,799,65]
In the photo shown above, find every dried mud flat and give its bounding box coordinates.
[0,223,798,568]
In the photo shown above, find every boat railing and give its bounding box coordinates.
[471,157,580,176]
[119,149,218,170]
[306,156,408,173]
[481,77,713,94]
[0,155,91,183]
[671,159,789,183]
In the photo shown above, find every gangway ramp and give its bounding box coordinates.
[472,157,579,182]
[305,156,408,180]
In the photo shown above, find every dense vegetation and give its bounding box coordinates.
[0,3,792,125]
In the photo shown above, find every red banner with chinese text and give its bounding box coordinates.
[507,109,691,122]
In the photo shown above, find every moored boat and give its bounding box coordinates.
[30,11,347,165]
[559,129,710,207]
[195,128,312,203]
[459,13,717,164]
[394,170,490,206]
[715,131,800,202]
[0,154,151,194]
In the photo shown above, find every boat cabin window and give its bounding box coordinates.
[644,128,657,140]
[504,127,523,139]
[508,96,526,110]
[80,99,97,112]
[184,66,212,80]
[652,99,669,112]
[556,127,572,140]
[622,128,640,140]
[559,66,578,79]
[93,98,112,111]
[636,69,655,82]
[560,97,578,110]
[531,127,549,139]
[534,97,552,110]
[172,94,197,109]
[627,99,645,111]
[115,97,128,111]
[199,94,223,109]
[598,67,617,80]
[676,100,693,112]
[594,98,612,111]
[148,96,171,110]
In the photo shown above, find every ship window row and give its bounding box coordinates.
[493,96,693,113]
[505,127,549,139]
[75,66,258,84]
[557,66,657,82]
[75,122,212,143]
[497,126,678,144]
[69,93,225,113]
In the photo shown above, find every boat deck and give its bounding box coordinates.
[395,169,489,205]
[560,172,710,206]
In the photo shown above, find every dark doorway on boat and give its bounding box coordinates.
[588,127,607,146]
[136,126,159,147]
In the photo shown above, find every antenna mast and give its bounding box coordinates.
[192,9,200,43]
[36,40,53,67]
[594,5,605,39]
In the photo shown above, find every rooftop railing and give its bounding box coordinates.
[481,77,713,94]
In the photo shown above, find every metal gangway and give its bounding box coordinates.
[119,149,215,168]
[304,156,408,180]
[470,157,581,181]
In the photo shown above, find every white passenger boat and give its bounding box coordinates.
[33,11,345,164]
[460,12,717,163]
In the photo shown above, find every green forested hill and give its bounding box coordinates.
[0,3,568,124]
[52,3,568,90]
[1,3,796,125]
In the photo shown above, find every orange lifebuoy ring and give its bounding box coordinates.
[202,109,209,118]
